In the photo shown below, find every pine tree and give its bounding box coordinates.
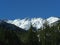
[27,25,39,45]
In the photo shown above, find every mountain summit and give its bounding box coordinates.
[6,17,60,30]
[0,17,60,45]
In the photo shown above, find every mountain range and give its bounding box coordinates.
[6,16,60,30]
[0,16,60,45]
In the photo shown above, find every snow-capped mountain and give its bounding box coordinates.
[47,17,60,24]
[7,19,31,30]
[0,20,26,34]
[31,18,45,29]
[6,17,60,30]
[46,17,60,27]
[7,18,45,30]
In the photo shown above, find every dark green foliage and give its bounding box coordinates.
[0,26,21,45]
[0,21,60,45]
[27,25,39,45]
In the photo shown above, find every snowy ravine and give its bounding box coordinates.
[7,17,60,30]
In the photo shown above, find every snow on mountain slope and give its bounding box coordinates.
[7,17,60,30]
[31,18,45,29]
[47,17,60,25]
[7,19,31,30]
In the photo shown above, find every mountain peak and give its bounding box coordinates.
[6,17,60,30]
[47,17,60,24]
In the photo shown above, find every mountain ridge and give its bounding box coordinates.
[6,17,60,30]
[0,17,60,45]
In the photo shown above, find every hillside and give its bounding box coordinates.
[0,17,60,45]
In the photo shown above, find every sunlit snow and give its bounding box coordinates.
[7,17,60,30]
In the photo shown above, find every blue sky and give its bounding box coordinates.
[0,0,60,19]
